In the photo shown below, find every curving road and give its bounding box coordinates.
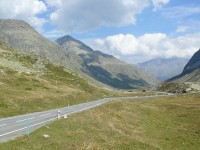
[0,94,170,142]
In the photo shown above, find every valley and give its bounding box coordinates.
[138,58,189,81]
[0,16,199,150]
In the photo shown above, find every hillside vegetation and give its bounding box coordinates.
[1,94,199,149]
[0,42,115,118]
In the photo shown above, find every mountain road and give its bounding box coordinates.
[0,94,171,142]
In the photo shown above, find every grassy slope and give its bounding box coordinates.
[0,42,115,118]
[1,94,199,150]
[0,42,150,118]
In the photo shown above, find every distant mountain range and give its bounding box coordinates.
[0,19,158,89]
[138,58,189,81]
[169,48,200,82]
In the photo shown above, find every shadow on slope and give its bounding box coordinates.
[79,53,148,89]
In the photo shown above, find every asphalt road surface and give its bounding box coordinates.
[0,95,170,142]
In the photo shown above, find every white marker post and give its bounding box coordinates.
[57,110,61,119]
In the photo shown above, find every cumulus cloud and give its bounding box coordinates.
[45,0,171,33]
[91,33,200,63]
[94,34,147,55]
[0,0,171,33]
[152,0,170,11]
[0,0,47,31]
[49,0,149,32]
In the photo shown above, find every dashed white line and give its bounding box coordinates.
[0,118,56,137]
[0,124,7,127]
[16,117,34,123]
[39,113,51,117]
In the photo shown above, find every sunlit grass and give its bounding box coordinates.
[1,94,199,149]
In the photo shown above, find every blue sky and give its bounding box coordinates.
[42,0,200,39]
[0,0,200,63]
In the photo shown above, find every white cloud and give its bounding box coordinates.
[176,26,189,33]
[0,0,171,34]
[46,0,171,32]
[163,5,200,18]
[94,34,151,55]
[152,0,170,11]
[91,33,200,63]
[29,17,47,32]
[0,0,47,32]
[49,0,149,32]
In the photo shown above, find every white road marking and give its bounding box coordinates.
[0,118,56,137]
[0,124,7,127]
[16,117,34,123]
[39,113,51,117]
[0,94,173,139]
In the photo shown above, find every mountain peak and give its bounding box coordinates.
[0,19,28,25]
[56,35,84,46]
[56,35,76,45]
[0,20,158,89]
[0,19,38,35]
[56,35,158,89]
[56,35,93,52]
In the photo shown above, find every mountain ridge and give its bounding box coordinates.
[0,19,158,89]
[169,48,200,82]
[138,57,189,81]
[56,35,159,89]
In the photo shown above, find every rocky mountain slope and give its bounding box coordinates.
[158,49,200,93]
[181,49,200,76]
[0,41,114,117]
[0,19,158,89]
[0,19,78,70]
[169,48,200,82]
[138,58,189,81]
[56,35,158,89]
